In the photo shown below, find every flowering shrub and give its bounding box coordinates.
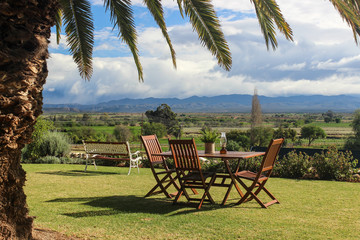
[312,146,358,181]
[273,151,311,179]
[202,146,358,182]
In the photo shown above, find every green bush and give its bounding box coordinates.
[39,132,71,158]
[22,117,56,161]
[249,126,274,147]
[142,122,167,138]
[141,156,174,169]
[226,130,250,150]
[226,140,240,151]
[236,156,263,173]
[201,146,357,182]
[312,146,357,181]
[202,159,225,173]
[64,127,116,143]
[201,156,263,174]
[22,132,71,163]
[273,151,311,178]
[113,125,132,141]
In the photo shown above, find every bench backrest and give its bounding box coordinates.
[82,141,130,157]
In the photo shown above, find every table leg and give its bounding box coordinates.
[221,158,244,205]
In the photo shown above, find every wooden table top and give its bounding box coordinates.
[152,150,265,159]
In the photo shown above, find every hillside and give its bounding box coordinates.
[43,94,360,113]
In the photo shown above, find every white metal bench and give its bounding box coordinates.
[82,141,141,175]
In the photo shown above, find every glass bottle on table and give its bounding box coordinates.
[220,132,227,154]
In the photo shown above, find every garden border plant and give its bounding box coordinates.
[200,145,359,182]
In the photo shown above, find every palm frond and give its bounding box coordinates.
[177,0,185,18]
[251,0,293,50]
[329,0,360,44]
[104,0,143,81]
[346,0,360,10]
[55,8,63,44]
[182,0,232,71]
[60,0,94,80]
[143,0,177,68]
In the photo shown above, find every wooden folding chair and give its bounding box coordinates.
[234,138,284,208]
[141,135,181,199]
[169,139,217,209]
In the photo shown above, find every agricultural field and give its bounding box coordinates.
[41,111,356,151]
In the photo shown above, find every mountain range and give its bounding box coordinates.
[43,94,360,113]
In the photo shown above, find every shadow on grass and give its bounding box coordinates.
[37,170,120,177]
[47,195,224,216]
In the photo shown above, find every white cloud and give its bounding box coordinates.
[49,33,68,50]
[255,75,360,97]
[45,1,360,105]
[315,55,360,70]
[94,43,118,51]
[90,0,103,6]
[94,27,118,41]
[274,63,306,71]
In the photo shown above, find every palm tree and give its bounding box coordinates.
[1,0,360,238]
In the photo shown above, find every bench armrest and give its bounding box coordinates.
[131,150,141,157]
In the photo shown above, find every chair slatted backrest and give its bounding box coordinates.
[169,139,201,171]
[83,141,130,157]
[141,135,166,165]
[260,138,284,174]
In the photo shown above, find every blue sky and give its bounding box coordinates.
[44,0,360,104]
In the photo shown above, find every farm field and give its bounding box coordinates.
[43,111,355,150]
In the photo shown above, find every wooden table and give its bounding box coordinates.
[152,150,265,205]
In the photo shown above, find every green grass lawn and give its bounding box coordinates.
[24,164,360,240]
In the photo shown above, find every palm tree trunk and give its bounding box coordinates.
[0,0,58,238]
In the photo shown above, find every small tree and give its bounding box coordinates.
[226,129,251,150]
[322,110,335,123]
[274,127,297,146]
[300,125,326,146]
[249,126,274,147]
[345,109,360,150]
[145,104,180,136]
[250,88,263,145]
[65,126,115,143]
[251,88,262,128]
[142,122,167,138]
[113,125,132,141]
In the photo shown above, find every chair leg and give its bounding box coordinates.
[222,181,233,205]
[168,174,181,192]
[173,178,189,205]
[181,181,191,201]
[236,179,278,208]
[262,186,280,206]
[173,189,183,205]
[246,181,279,207]
[206,175,216,204]
[145,173,173,198]
[84,157,88,172]
[196,175,216,209]
[236,180,264,207]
